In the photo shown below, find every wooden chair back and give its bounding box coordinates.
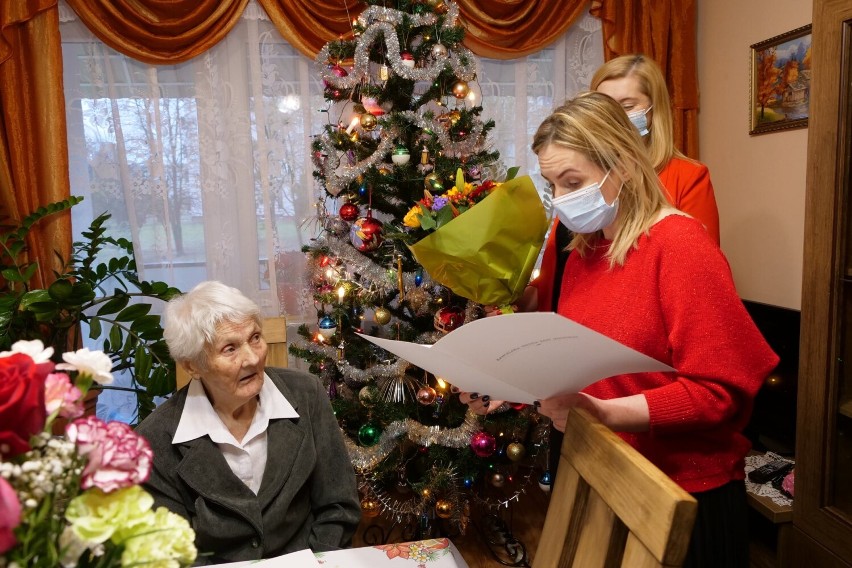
[175,316,288,390]
[532,408,698,568]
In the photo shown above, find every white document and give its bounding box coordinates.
[208,548,320,567]
[358,312,674,404]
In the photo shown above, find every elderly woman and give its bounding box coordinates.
[136,281,361,564]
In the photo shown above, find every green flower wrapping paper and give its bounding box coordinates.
[408,175,548,307]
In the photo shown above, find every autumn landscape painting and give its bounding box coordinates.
[750,25,812,135]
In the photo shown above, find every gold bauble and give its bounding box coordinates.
[435,499,453,519]
[360,497,380,518]
[448,110,461,125]
[452,81,470,99]
[374,306,392,325]
[491,472,506,487]
[424,172,443,191]
[360,112,378,131]
[506,442,526,462]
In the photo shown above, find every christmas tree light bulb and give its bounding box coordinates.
[345,116,361,135]
[338,287,346,301]
[436,377,448,390]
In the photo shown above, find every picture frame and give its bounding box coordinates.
[749,24,812,135]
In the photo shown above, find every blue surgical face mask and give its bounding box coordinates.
[551,171,620,234]
[627,105,652,137]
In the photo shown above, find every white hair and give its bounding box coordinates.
[163,280,262,366]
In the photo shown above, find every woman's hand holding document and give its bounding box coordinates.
[357,312,674,405]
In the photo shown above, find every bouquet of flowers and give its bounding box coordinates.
[0,340,196,568]
[405,169,548,307]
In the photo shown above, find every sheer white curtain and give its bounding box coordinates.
[59,2,602,419]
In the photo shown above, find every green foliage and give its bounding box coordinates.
[0,197,182,423]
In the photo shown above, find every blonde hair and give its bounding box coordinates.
[532,91,669,267]
[590,54,685,171]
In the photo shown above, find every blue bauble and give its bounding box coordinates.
[463,476,474,488]
[538,470,553,493]
[318,315,337,338]
[414,269,424,286]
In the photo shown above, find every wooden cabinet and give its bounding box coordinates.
[794,1,852,565]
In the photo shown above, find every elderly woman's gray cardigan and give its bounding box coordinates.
[136,367,361,565]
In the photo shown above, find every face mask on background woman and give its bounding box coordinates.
[627,106,652,136]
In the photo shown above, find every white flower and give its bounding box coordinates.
[0,339,54,362]
[55,348,114,385]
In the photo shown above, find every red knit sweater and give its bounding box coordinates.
[557,215,778,493]
[533,157,720,312]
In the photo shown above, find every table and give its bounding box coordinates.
[210,538,469,567]
[745,452,794,568]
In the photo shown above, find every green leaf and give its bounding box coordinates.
[88,317,102,339]
[134,345,153,387]
[506,166,520,180]
[115,303,152,322]
[97,295,130,316]
[435,206,455,228]
[1,268,24,282]
[109,325,123,349]
[19,289,51,309]
[130,314,161,333]
[47,279,73,300]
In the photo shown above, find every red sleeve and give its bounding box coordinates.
[660,159,721,245]
[642,217,777,433]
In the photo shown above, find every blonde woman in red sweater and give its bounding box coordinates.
[528,92,774,568]
[530,54,720,313]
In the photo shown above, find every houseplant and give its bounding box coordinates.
[0,196,182,422]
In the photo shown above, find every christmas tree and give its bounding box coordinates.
[290,0,551,541]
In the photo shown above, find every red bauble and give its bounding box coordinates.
[434,306,465,333]
[470,431,497,458]
[323,64,349,89]
[509,402,528,411]
[349,216,384,253]
[339,202,360,222]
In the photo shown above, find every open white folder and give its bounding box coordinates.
[358,312,674,404]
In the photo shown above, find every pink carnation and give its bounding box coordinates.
[0,477,21,554]
[44,372,84,419]
[66,416,153,493]
[781,469,795,497]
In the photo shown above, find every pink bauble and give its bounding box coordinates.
[470,431,496,458]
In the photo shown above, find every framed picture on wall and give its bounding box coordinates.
[749,24,812,135]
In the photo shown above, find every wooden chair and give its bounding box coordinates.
[175,316,288,390]
[532,408,698,568]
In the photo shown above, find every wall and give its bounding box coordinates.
[697,0,812,309]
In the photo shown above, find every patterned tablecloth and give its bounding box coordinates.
[210,538,469,568]
[744,451,794,507]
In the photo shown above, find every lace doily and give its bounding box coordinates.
[745,451,794,507]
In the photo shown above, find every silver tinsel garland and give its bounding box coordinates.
[342,409,481,473]
[316,3,474,90]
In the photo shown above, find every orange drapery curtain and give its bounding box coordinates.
[0,0,71,288]
[257,0,588,60]
[590,0,699,158]
[64,0,249,65]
